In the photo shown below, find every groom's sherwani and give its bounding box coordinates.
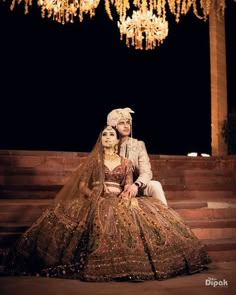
[119,137,152,186]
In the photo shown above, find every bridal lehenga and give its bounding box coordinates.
[2,132,210,281]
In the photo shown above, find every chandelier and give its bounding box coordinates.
[38,0,80,24]
[8,0,100,23]
[104,0,226,22]
[4,0,226,49]
[118,9,168,50]
[39,0,100,23]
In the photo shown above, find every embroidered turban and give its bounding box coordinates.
[107,107,134,127]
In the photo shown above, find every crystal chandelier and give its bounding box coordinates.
[118,9,168,50]
[4,0,226,49]
[8,0,100,23]
[39,0,100,23]
[38,0,80,24]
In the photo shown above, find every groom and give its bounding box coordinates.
[107,107,167,205]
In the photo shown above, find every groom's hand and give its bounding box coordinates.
[124,183,138,197]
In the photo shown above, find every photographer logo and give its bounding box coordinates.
[205,277,228,287]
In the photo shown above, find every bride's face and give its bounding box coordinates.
[102,126,118,148]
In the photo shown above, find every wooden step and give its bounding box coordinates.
[176,208,236,219]
[204,238,236,251]
[159,175,234,185]
[0,153,86,169]
[165,190,236,201]
[0,199,52,211]
[0,211,45,223]
[0,223,30,232]
[187,219,236,239]
[0,185,62,191]
[0,175,70,186]
[204,238,236,261]
[163,183,236,191]
[169,200,208,209]
[0,185,61,199]
[193,228,236,239]
[150,156,236,169]
[0,199,49,223]
[169,200,236,209]
[186,218,236,228]
[0,167,76,176]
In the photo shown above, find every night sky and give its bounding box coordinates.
[0,1,235,155]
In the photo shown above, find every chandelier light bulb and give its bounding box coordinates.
[118,9,169,50]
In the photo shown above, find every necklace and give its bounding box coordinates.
[104,153,120,161]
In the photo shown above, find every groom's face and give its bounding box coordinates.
[116,119,131,137]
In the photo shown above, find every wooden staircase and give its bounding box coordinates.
[0,150,236,263]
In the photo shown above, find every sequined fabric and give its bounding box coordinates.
[2,161,210,281]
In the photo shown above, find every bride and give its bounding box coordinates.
[2,125,210,281]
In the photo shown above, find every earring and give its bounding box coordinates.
[114,144,119,154]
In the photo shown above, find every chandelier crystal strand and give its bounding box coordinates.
[8,0,33,14]
[6,0,227,22]
[115,0,131,19]
[79,0,100,21]
[38,0,80,24]
[103,0,131,22]
[130,0,226,22]
[192,0,210,20]
[104,0,113,20]
[4,0,227,50]
[118,8,168,50]
[180,0,194,15]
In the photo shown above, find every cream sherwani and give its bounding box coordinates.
[119,137,167,205]
[119,137,152,186]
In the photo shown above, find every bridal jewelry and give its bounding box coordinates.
[104,153,120,161]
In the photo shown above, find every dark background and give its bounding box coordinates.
[0,1,235,155]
